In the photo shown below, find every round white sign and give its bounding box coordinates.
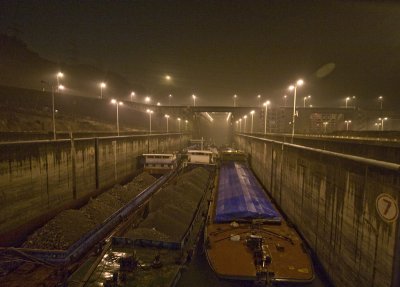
[376,193,398,222]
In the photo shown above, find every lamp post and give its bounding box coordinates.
[323,121,328,133]
[145,96,151,104]
[100,82,106,99]
[283,95,287,107]
[130,91,135,102]
[288,79,304,141]
[250,110,255,133]
[239,119,242,132]
[345,97,350,108]
[378,117,388,131]
[263,100,270,134]
[111,99,123,136]
[56,72,63,88]
[257,95,261,107]
[185,120,188,131]
[233,94,237,107]
[192,94,196,106]
[169,94,172,106]
[51,84,65,140]
[243,115,247,133]
[303,95,311,108]
[177,118,181,132]
[345,120,351,131]
[378,96,383,110]
[146,109,153,134]
[165,114,170,133]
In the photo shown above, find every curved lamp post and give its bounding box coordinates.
[288,79,304,141]
[111,99,123,136]
[263,100,270,134]
[146,109,153,134]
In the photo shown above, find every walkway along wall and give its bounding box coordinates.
[0,133,188,246]
[236,134,400,287]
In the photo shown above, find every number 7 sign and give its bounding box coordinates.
[376,193,398,222]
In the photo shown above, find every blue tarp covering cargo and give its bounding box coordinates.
[215,161,281,223]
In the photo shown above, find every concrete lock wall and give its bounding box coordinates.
[236,135,400,287]
[0,133,188,246]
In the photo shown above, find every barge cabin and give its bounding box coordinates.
[143,153,177,175]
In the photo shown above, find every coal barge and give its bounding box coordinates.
[205,150,314,286]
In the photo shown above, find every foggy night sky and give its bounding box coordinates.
[1,0,400,108]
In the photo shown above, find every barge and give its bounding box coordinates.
[70,164,216,286]
[205,150,314,285]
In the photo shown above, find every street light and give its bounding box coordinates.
[345,120,351,131]
[233,94,237,107]
[323,121,328,133]
[157,102,161,106]
[378,96,383,110]
[263,100,270,134]
[165,75,171,81]
[345,97,350,108]
[192,94,196,106]
[303,95,311,108]
[243,115,247,133]
[51,84,65,140]
[378,117,388,131]
[56,72,64,87]
[288,79,304,140]
[100,82,106,99]
[169,94,172,106]
[146,109,153,134]
[111,99,123,136]
[165,114,170,133]
[177,117,181,132]
[130,91,135,102]
[239,118,242,132]
[374,122,381,130]
[250,110,255,133]
[283,95,287,107]
[257,95,261,107]
[145,96,151,104]
[185,119,188,131]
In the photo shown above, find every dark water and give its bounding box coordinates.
[176,240,329,287]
